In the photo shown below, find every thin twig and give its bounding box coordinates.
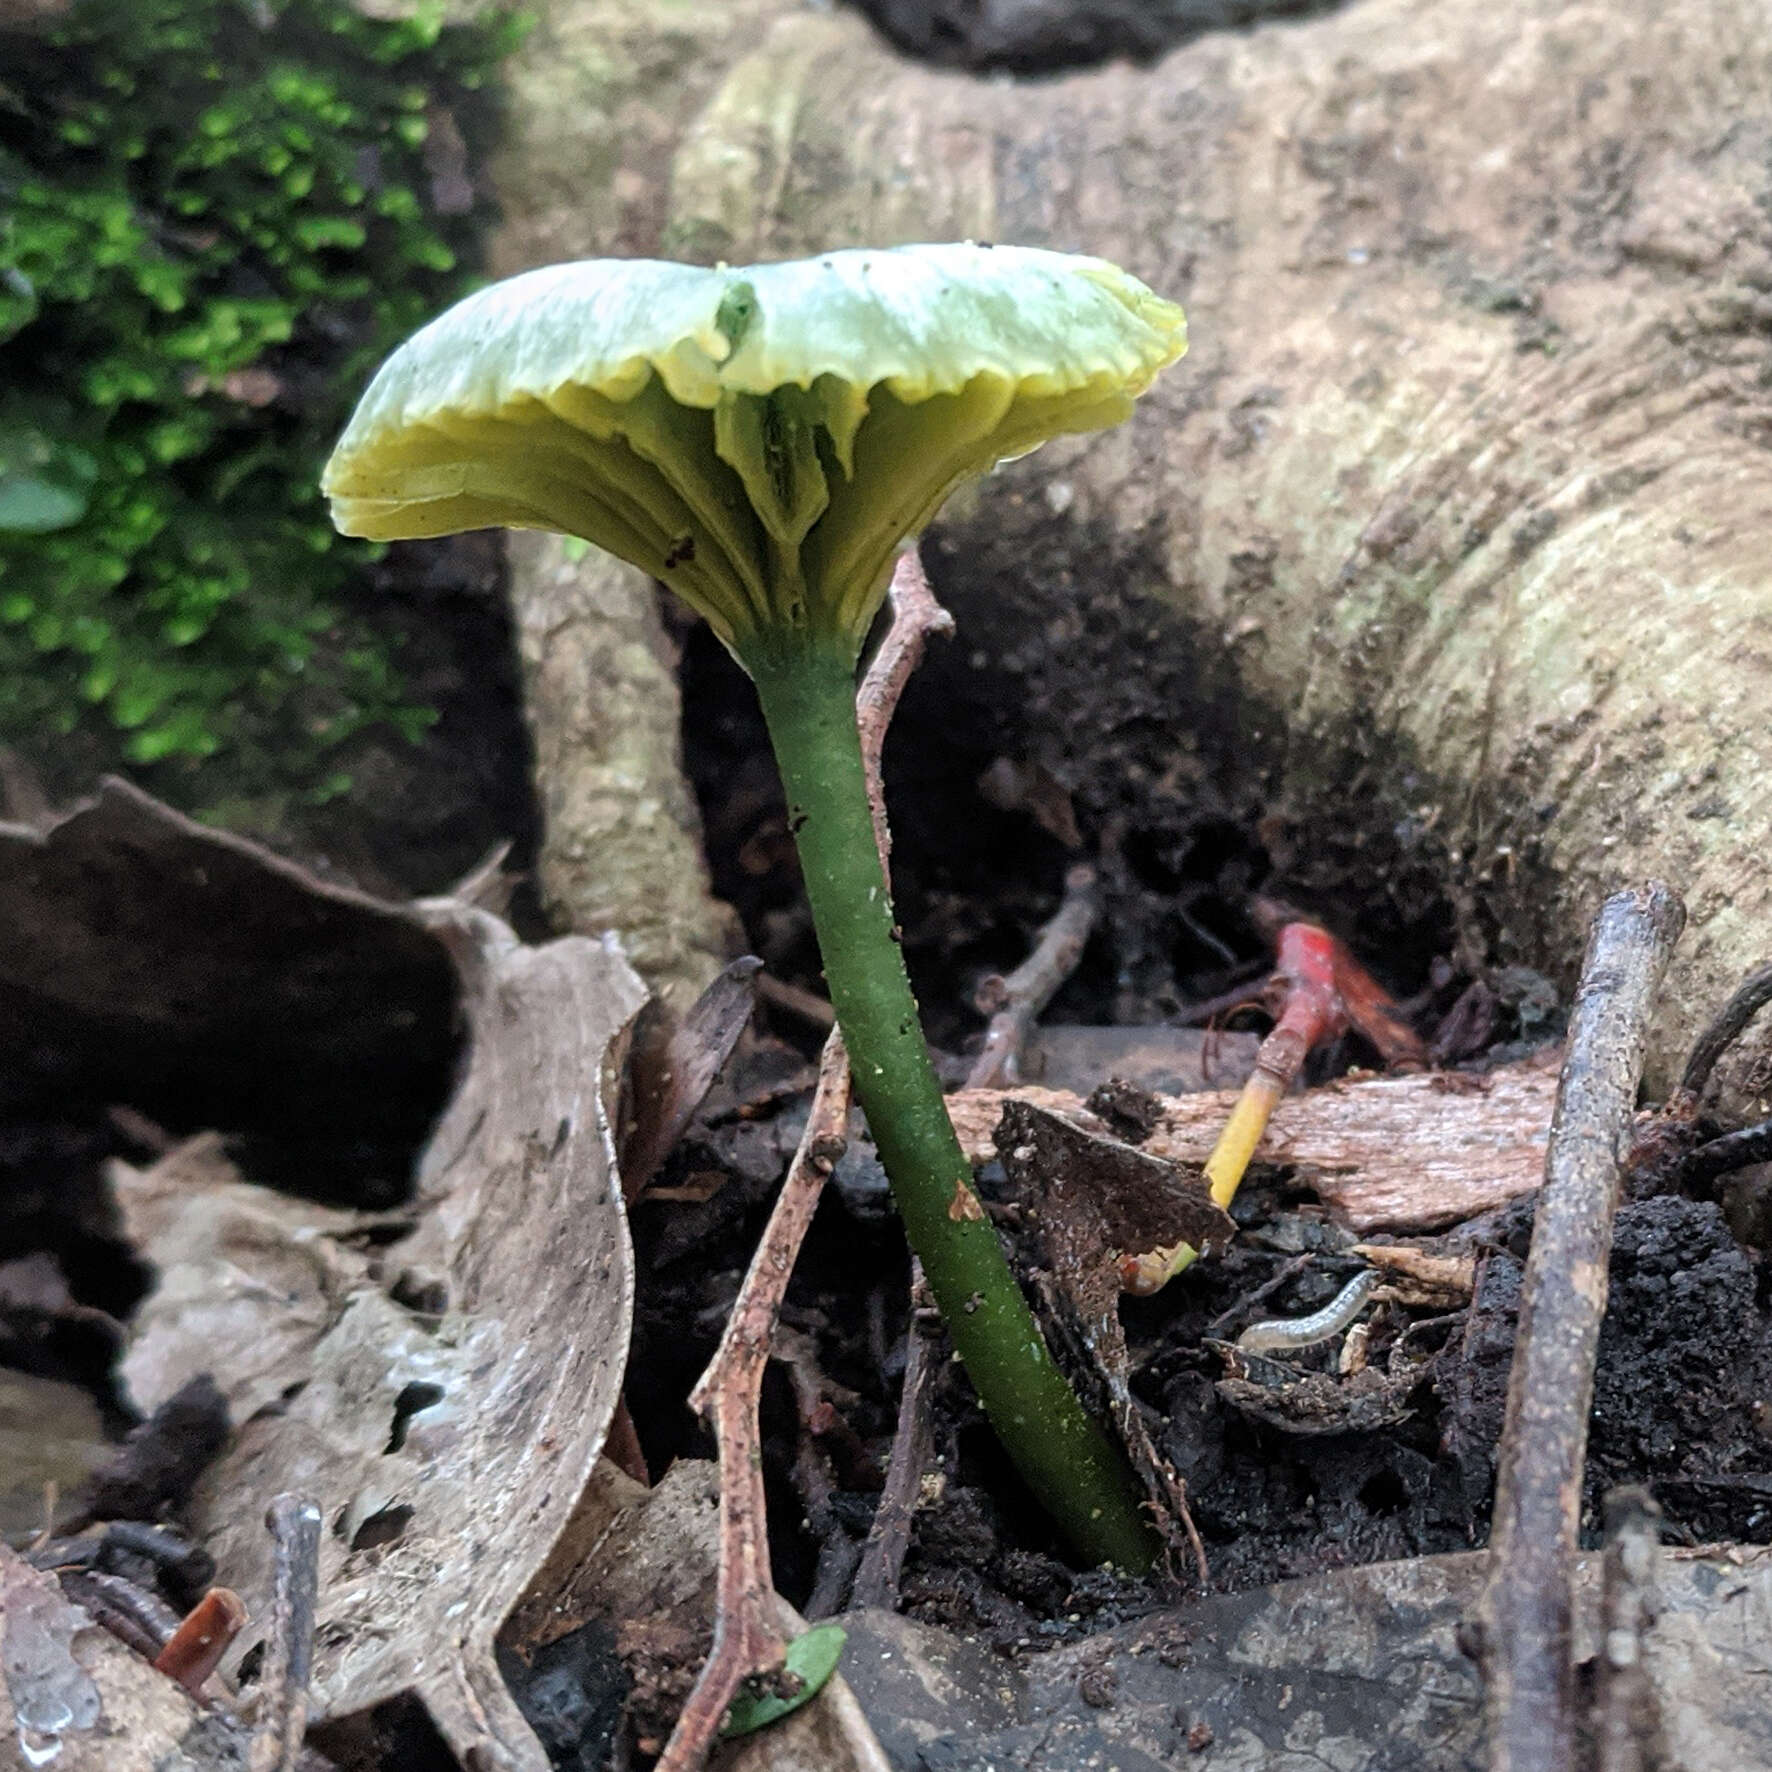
[1471,882,1684,1772]
[1678,960,1772,1100]
[856,548,955,877]
[652,1033,852,1772]
[653,550,946,1772]
[1203,1252,1315,1341]
[967,863,1100,1089]
[852,1262,942,1611]
[756,970,838,1031]
[247,1494,321,1772]
[58,1568,179,1660]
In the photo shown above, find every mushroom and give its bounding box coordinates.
[324,243,1186,1566]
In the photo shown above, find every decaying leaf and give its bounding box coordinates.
[1214,1362,1419,1439]
[993,1099,1234,1559]
[953,1053,1558,1234]
[5,782,650,1769]
[169,906,648,1770]
[620,955,765,1200]
[112,1134,399,1425]
[0,779,460,1202]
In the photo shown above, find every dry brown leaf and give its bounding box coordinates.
[5,781,651,1767]
[160,907,648,1771]
[993,1099,1235,1564]
[0,779,459,1193]
[112,1133,396,1425]
[949,1055,1558,1234]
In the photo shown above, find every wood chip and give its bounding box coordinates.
[948,1053,1558,1234]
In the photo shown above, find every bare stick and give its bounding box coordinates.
[248,1494,321,1772]
[1472,882,1684,1772]
[653,551,946,1772]
[967,863,1100,1089]
[852,1263,941,1610]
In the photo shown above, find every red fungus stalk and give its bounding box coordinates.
[1123,916,1425,1293]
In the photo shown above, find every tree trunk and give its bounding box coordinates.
[492,0,1772,1104]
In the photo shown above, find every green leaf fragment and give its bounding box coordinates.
[0,477,88,534]
[719,1624,847,1740]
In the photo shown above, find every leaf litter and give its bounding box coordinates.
[0,784,648,1770]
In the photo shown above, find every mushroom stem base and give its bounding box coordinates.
[745,628,1156,1571]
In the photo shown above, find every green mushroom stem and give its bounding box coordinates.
[745,624,1156,1569]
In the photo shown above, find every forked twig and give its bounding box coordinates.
[653,550,949,1772]
[653,1034,853,1772]
[967,863,1099,1088]
[1471,882,1684,1772]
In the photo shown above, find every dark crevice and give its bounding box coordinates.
[845,0,1353,77]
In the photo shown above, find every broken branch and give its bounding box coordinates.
[246,1494,321,1772]
[655,550,945,1771]
[855,548,955,874]
[1472,881,1684,1772]
[851,1264,941,1612]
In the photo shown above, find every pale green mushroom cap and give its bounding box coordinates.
[323,243,1186,660]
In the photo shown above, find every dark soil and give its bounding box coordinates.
[631,1079,1772,1659]
[5,503,1771,1762]
[662,520,1772,1653]
[681,516,1466,1056]
[845,0,1349,75]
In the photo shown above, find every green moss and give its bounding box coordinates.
[0,0,524,798]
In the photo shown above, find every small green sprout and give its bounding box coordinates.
[324,244,1186,1565]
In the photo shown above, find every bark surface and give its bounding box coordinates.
[508,534,737,1012]
[490,0,1772,1101]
